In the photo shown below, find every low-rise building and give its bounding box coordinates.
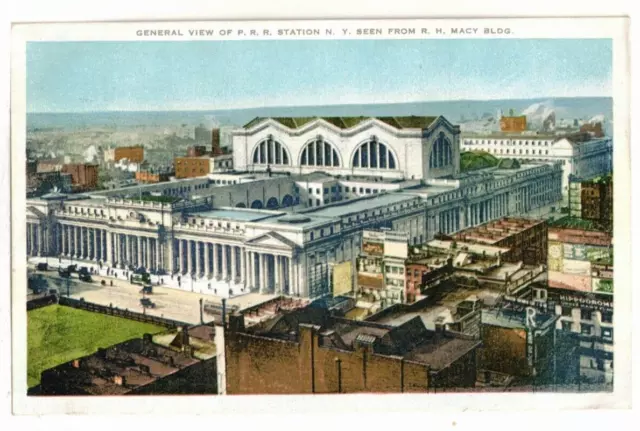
[568,175,613,227]
[114,146,145,164]
[225,307,481,394]
[38,325,217,395]
[452,217,548,266]
[175,156,210,179]
[136,168,174,184]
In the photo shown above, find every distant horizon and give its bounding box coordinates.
[27,39,612,113]
[27,95,613,115]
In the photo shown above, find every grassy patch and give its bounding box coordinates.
[27,304,164,388]
[460,151,500,172]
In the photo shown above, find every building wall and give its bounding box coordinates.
[175,157,210,179]
[135,171,172,184]
[500,116,527,132]
[479,325,530,377]
[232,118,460,181]
[61,164,98,190]
[132,357,218,395]
[114,146,144,163]
[225,324,431,394]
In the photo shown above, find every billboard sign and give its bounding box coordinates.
[362,240,384,256]
[332,261,353,297]
[585,246,613,263]
[548,241,563,271]
[563,243,586,260]
[561,259,591,276]
[592,278,613,295]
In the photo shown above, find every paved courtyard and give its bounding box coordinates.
[28,257,277,325]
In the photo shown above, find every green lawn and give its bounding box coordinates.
[27,305,164,388]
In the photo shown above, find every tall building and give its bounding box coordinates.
[546,217,614,384]
[568,175,613,227]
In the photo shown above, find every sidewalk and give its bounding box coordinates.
[28,256,251,299]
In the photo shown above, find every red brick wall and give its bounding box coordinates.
[174,157,210,179]
[225,325,432,394]
[478,326,529,377]
[114,146,144,163]
[61,164,98,189]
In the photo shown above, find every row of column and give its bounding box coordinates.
[466,193,511,228]
[438,208,460,235]
[173,239,293,294]
[59,224,109,263]
[26,222,44,256]
[112,233,161,271]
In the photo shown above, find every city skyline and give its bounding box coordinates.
[27,39,612,113]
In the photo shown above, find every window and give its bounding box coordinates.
[310,232,314,241]
[601,310,613,323]
[359,188,364,193]
[337,186,342,192]
[308,199,313,207]
[300,137,341,167]
[561,321,573,331]
[581,324,593,336]
[581,309,593,321]
[602,327,613,340]
[365,188,371,194]
[324,188,329,194]
[320,229,324,238]
[330,226,334,235]
[252,136,290,165]
[352,136,397,169]
[352,187,356,192]
[429,132,453,169]
[308,188,312,194]
[316,199,320,206]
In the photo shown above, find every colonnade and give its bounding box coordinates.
[173,239,292,294]
[26,222,44,256]
[58,224,110,263]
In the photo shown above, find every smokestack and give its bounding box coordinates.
[211,129,222,156]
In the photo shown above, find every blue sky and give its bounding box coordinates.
[27,39,612,113]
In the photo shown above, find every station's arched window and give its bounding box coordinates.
[352,135,397,169]
[429,132,453,169]
[252,135,290,165]
[300,135,340,167]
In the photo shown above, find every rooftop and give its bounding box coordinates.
[481,308,558,330]
[302,193,417,219]
[549,216,611,233]
[453,217,546,245]
[193,207,280,222]
[243,116,439,131]
[243,306,480,371]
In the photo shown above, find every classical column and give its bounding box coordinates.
[179,239,185,274]
[195,241,202,277]
[288,256,294,295]
[221,244,228,280]
[73,226,79,258]
[246,251,253,287]
[155,238,160,272]
[125,234,130,265]
[136,236,142,268]
[92,228,97,260]
[274,255,281,293]
[187,240,193,275]
[213,243,219,278]
[260,253,267,292]
[240,248,246,284]
[144,237,150,269]
[204,242,210,278]
[230,245,237,281]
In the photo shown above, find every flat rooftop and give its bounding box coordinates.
[192,208,279,222]
[453,217,546,244]
[303,193,417,219]
[481,308,557,330]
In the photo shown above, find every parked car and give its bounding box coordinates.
[79,273,92,282]
[36,262,49,271]
[67,264,78,273]
[58,269,71,278]
[140,285,153,294]
[78,266,89,275]
[140,298,156,309]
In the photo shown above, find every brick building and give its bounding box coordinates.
[500,116,527,132]
[569,176,612,226]
[225,307,481,394]
[61,163,99,191]
[135,169,173,184]
[187,146,209,157]
[38,326,217,395]
[174,157,210,179]
[452,217,548,265]
[114,146,144,163]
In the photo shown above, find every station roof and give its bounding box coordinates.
[192,208,279,222]
[303,193,417,219]
[243,116,438,130]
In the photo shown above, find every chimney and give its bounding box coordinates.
[211,129,222,156]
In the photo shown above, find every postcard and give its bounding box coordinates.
[10,17,630,415]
